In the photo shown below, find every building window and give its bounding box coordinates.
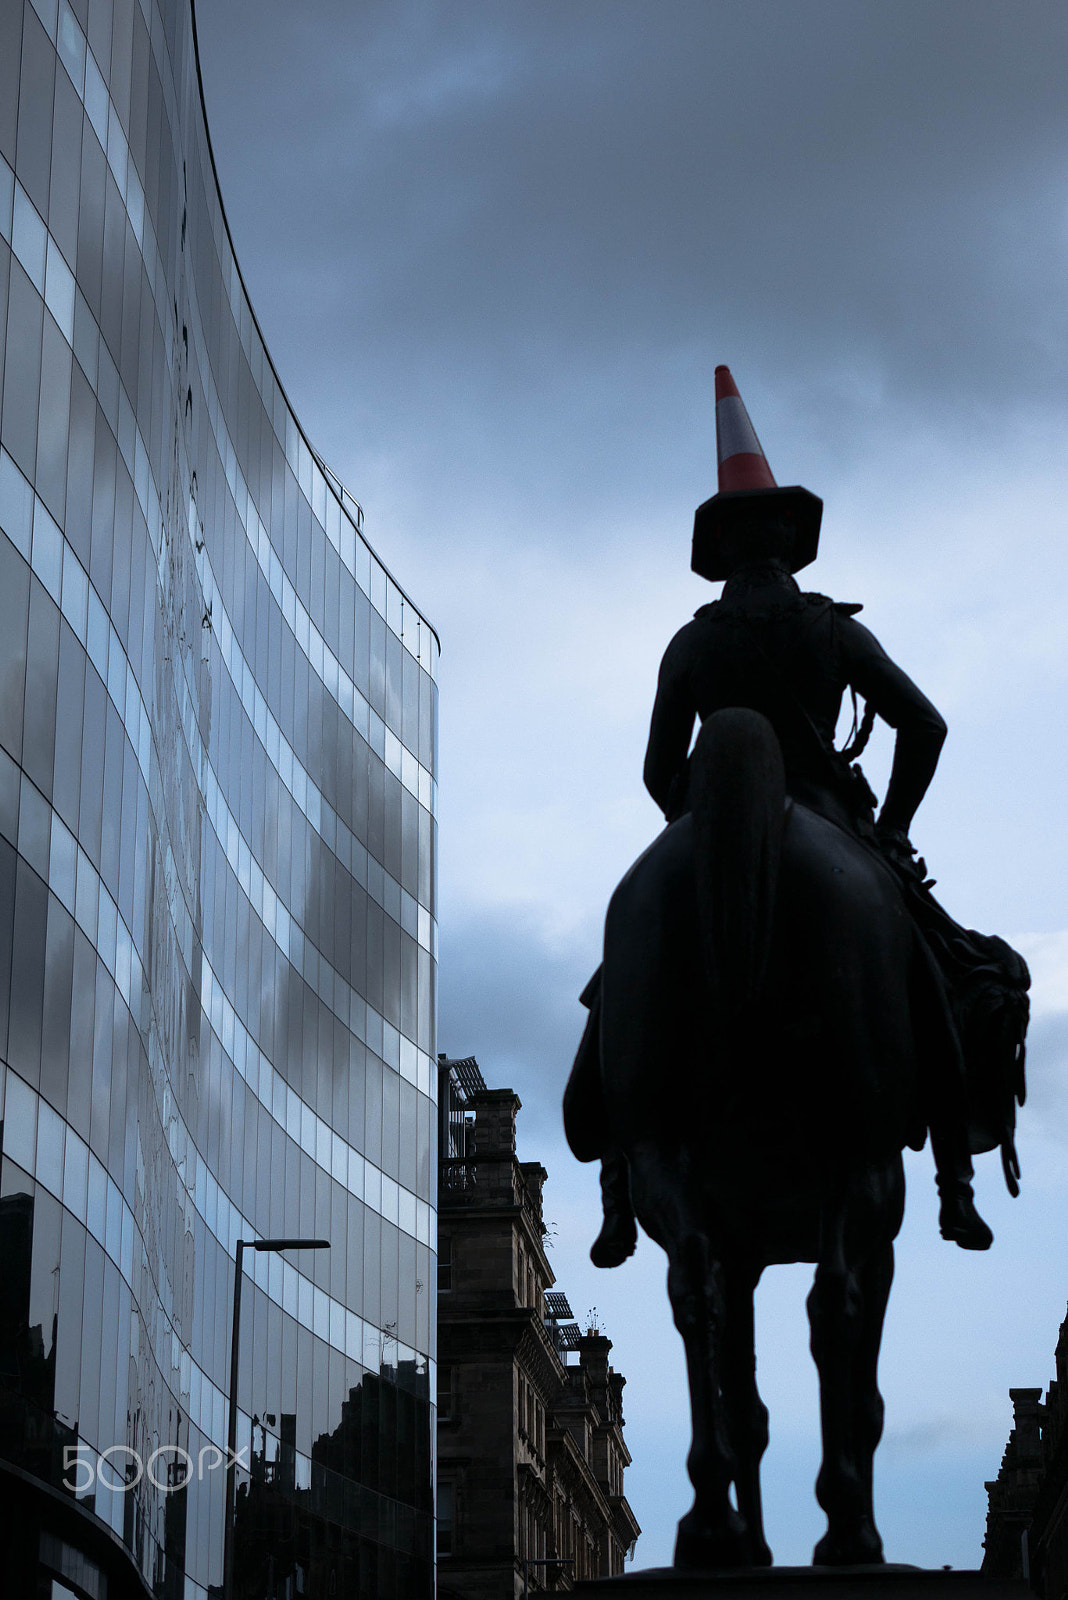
[437,1480,455,1556]
[438,1363,455,1421]
[439,1234,452,1292]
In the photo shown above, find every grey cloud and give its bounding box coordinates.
[435,904,595,1149]
[198,1,1068,537]
[882,1416,984,1455]
[1019,1012,1068,1136]
[193,8,1068,1568]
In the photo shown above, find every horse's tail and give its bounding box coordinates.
[691,708,785,1024]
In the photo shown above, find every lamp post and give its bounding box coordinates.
[223,1237,330,1600]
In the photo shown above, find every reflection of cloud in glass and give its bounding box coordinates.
[0,0,437,1588]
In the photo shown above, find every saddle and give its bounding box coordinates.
[886,851,1029,1193]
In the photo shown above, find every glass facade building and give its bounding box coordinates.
[0,0,438,1594]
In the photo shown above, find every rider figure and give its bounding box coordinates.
[573,367,993,1264]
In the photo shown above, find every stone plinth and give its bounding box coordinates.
[573,1567,1031,1600]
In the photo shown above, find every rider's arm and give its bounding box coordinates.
[838,616,946,836]
[643,629,697,817]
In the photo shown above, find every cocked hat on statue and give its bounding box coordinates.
[691,366,823,582]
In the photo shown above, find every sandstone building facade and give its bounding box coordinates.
[436,1055,640,1598]
[984,1305,1068,1595]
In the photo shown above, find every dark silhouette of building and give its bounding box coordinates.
[436,1056,640,1598]
[984,1306,1068,1594]
[0,0,438,1590]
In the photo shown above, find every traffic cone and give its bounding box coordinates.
[714,365,777,492]
[691,365,822,581]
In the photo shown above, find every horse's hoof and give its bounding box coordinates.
[813,1520,885,1567]
[749,1536,774,1567]
[675,1509,751,1570]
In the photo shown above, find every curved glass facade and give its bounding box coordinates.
[0,0,438,1594]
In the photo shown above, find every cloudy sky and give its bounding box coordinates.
[196,1,1068,1570]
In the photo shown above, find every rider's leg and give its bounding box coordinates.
[930,1126,993,1250]
[915,961,994,1251]
[563,968,638,1265]
[590,1148,638,1268]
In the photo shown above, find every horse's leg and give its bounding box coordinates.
[848,1158,903,1546]
[668,1230,750,1569]
[628,1147,748,1570]
[852,1240,894,1536]
[722,1263,772,1566]
[807,1183,885,1566]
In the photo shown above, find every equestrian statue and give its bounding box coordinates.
[563,366,1030,1569]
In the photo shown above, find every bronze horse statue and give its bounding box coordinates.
[566,367,1028,1569]
[600,706,925,1567]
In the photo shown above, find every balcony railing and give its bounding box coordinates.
[439,1156,539,1220]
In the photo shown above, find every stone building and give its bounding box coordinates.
[436,1055,640,1597]
[984,1305,1068,1594]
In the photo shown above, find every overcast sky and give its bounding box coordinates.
[196,1,1068,1570]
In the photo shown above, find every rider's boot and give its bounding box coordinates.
[590,1149,638,1268]
[933,1144,993,1250]
[937,1177,993,1250]
[930,1108,993,1250]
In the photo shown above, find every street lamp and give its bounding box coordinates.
[223,1237,330,1600]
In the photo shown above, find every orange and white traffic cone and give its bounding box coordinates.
[714,365,778,493]
[691,366,822,581]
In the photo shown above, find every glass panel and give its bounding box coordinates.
[3,1069,37,1170]
[49,64,82,265]
[15,9,55,215]
[0,531,30,759]
[2,261,44,479]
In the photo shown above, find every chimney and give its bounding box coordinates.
[469,1090,521,1158]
